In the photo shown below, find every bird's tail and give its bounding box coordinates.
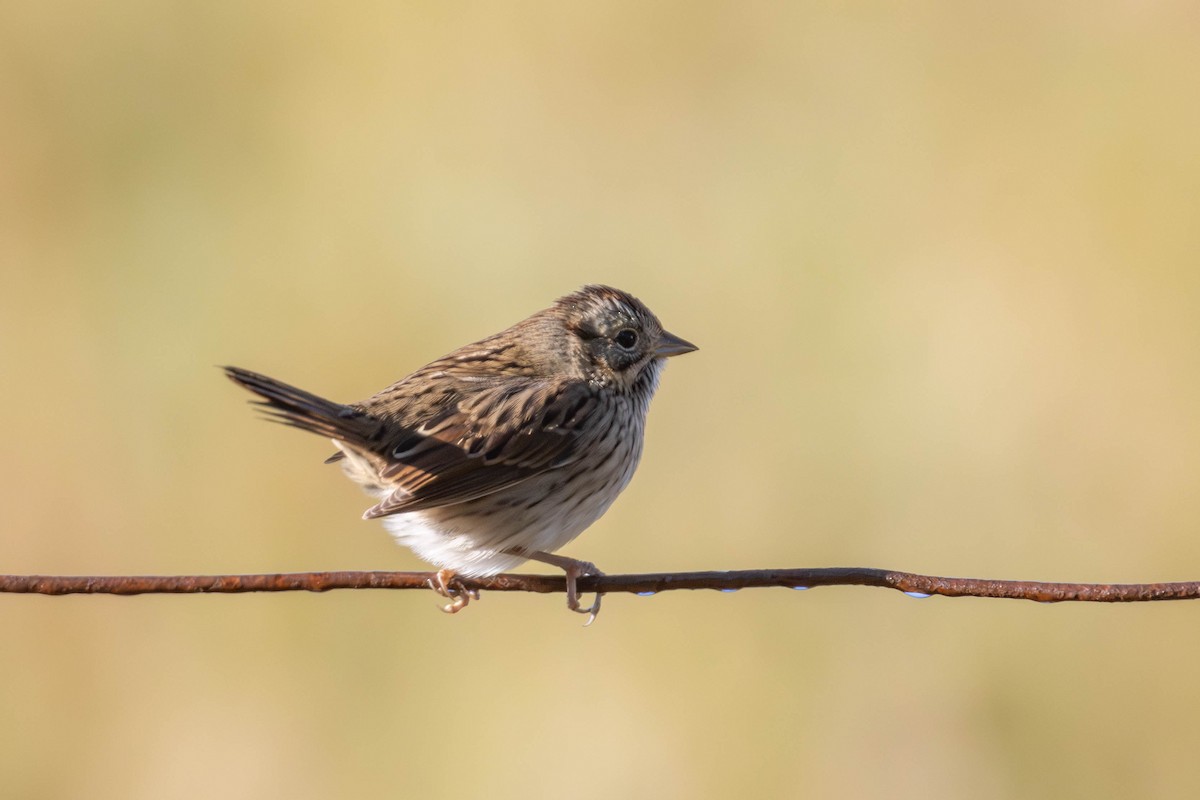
[223,366,382,452]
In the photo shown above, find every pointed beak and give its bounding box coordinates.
[653,330,699,358]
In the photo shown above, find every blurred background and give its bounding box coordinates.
[3,1,1200,797]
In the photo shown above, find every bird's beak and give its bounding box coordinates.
[653,330,699,358]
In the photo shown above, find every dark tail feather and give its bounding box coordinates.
[222,366,380,449]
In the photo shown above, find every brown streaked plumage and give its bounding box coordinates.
[224,285,696,623]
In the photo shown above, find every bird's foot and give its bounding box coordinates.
[510,551,604,625]
[562,560,604,627]
[427,568,479,614]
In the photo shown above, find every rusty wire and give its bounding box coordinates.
[1,568,1198,602]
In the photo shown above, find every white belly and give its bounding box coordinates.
[379,434,641,576]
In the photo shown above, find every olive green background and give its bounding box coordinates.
[3,2,1199,797]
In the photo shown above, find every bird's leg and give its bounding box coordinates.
[427,567,478,614]
[513,551,604,625]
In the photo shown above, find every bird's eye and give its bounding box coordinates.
[614,329,639,349]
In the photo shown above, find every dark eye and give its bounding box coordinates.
[614,329,638,349]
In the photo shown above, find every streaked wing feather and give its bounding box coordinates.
[362,381,597,519]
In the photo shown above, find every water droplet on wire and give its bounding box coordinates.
[904,591,933,599]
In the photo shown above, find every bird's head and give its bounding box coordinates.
[550,284,697,394]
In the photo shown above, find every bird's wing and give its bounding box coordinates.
[361,380,601,518]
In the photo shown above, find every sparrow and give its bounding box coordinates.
[224,285,696,623]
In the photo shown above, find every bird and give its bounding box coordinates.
[223,285,696,623]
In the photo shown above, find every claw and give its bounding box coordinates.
[439,593,470,614]
[576,596,601,627]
